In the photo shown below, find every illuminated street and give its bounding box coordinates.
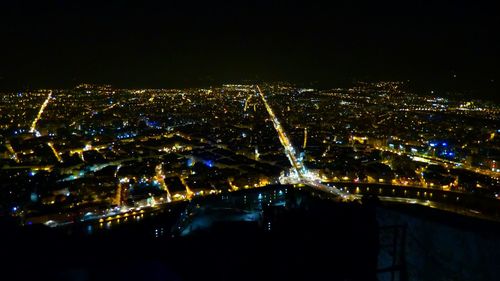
[256,85,347,198]
[29,90,53,136]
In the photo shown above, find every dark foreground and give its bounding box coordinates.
[2,188,378,281]
[3,186,500,281]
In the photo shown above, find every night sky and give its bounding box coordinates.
[0,0,498,100]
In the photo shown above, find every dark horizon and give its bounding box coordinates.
[1,0,498,100]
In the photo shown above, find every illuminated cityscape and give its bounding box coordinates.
[1,81,500,280]
[2,82,499,224]
[1,1,499,280]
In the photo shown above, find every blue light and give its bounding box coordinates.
[12,206,17,212]
[146,120,159,128]
[429,143,437,147]
[203,160,213,168]
[442,142,447,147]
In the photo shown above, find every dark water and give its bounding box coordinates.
[4,185,500,280]
[1,186,379,281]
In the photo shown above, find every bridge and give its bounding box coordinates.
[316,182,500,221]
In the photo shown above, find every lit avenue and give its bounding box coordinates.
[1,82,499,227]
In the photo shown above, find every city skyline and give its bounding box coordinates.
[2,81,498,222]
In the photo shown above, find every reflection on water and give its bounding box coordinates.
[154,227,165,238]
[72,185,295,239]
[86,225,93,235]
